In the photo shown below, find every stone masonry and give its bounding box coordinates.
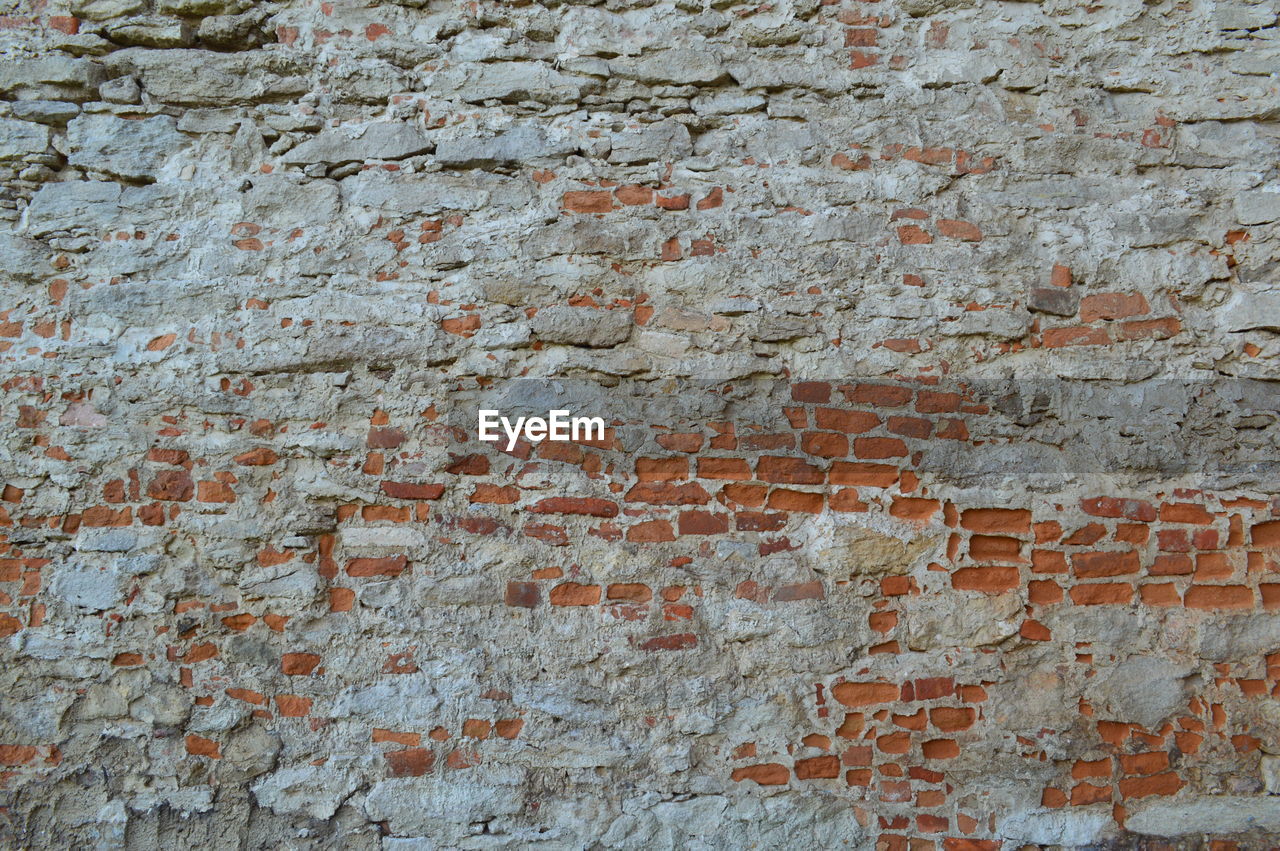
[1,0,1279,846]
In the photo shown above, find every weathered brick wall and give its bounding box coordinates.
[1,0,1279,846]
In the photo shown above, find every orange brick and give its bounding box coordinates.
[922,739,959,759]
[1184,585,1253,610]
[1070,583,1133,605]
[833,681,900,707]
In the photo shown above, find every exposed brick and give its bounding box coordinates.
[832,681,899,706]
[549,582,601,606]
[697,458,752,480]
[1072,550,1140,578]
[731,763,789,785]
[756,456,824,484]
[347,556,408,578]
[1070,583,1133,605]
[814,408,880,433]
[961,508,1032,534]
[1183,585,1253,610]
[951,566,1019,593]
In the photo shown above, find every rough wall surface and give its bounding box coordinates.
[2,0,1280,846]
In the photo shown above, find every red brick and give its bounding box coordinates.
[1119,751,1169,775]
[930,707,975,732]
[614,184,653,205]
[757,456,824,484]
[1183,585,1253,610]
[562,190,613,213]
[791,382,830,403]
[773,581,824,602]
[829,490,869,512]
[877,731,911,754]
[767,489,823,513]
[471,484,519,504]
[1072,757,1110,779]
[1043,324,1110,347]
[1071,782,1111,805]
[800,431,848,458]
[1080,293,1149,322]
[366,428,406,449]
[961,508,1031,534]
[832,681,899,706]
[914,677,954,699]
[386,748,434,777]
[916,813,948,833]
[937,219,982,241]
[373,729,420,746]
[638,633,697,651]
[530,497,618,517]
[890,497,940,522]
[1021,618,1051,640]
[381,481,445,500]
[627,519,675,542]
[829,462,898,487]
[444,453,489,475]
[607,583,652,603]
[1252,520,1280,547]
[843,383,913,407]
[657,432,703,452]
[234,447,279,466]
[738,433,795,451]
[968,535,1023,562]
[281,652,320,675]
[1070,583,1133,605]
[1072,550,1140,578]
[1119,771,1182,799]
[1064,523,1106,546]
[549,582,601,606]
[922,739,959,759]
[197,481,235,503]
[347,555,408,578]
[1159,503,1214,525]
[329,588,355,612]
[697,458,752,480]
[147,470,193,502]
[1140,582,1180,606]
[1080,497,1156,522]
[1119,317,1180,341]
[951,566,1019,593]
[853,437,908,459]
[897,224,932,244]
[0,745,37,766]
[844,27,877,47]
[624,482,711,505]
[887,416,931,438]
[731,763,789,785]
[505,581,538,608]
[635,457,689,481]
[1157,528,1190,552]
[914,391,961,414]
[678,510,728,535]
[795,755,840,779]
[185,734,220,759]
[442,315,481,337]
[814,408,880,433]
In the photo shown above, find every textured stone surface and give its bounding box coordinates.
[1,0,1279,847]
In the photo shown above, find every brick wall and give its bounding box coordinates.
[1,0,1278,846]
